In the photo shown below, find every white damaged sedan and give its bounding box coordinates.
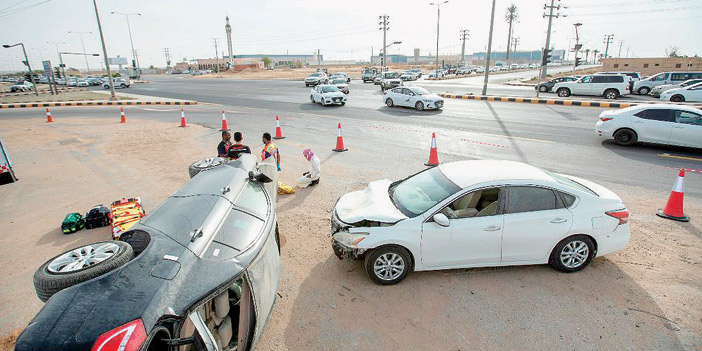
[331,160,630,285]
[384,86,444,110]
[310,84,347,106]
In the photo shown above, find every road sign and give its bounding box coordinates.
[109,56,128,65]
[42,60,52,77]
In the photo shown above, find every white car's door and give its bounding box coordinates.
[631,108,674,143]
[401,88,418,107]
[574,76,594,95]
[670,109,702,148]
[386,88,401,105]
[420,187,504,268]
[501,186,573,262]
[684,85,702,102]
[311,87,320,102]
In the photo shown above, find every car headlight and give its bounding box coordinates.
[334,231,369,247]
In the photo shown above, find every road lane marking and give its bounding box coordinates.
[659,153,702,162]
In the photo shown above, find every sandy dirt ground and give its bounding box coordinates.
[0,113,700,350]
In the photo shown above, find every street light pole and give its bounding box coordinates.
[430,1,448,79]
[93,0,116,100]
[111,12,141,79]
[3,43,38,96]
[68,31,93,74]
[482,0,497,95]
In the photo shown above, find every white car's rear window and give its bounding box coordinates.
[543,170,598,197]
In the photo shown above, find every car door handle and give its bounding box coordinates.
[550,218,568,224]
[483,225,501,231]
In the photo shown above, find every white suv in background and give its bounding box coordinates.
[633,71,702,95]
[554,74,631,99]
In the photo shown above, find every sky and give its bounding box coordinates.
[0,0,701,72]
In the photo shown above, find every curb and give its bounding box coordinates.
[503,82,536,87]
[438,93,702,109]
[0,100,197,109]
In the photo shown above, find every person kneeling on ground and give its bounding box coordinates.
[217,131,232,157]
[228,132,251,160]
[296,148,320,188]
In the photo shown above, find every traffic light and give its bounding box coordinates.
[542,48,553,66]
[55,67,61,78]
[575,57,582,67]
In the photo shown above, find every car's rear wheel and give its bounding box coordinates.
[637,86,650,95]
[33,241,134,302]
[613,128,637,146]
[188,157,228,178]
[549,235,594,273]
[415,101,425,111]
[365,246,412,285]
[670,94,685,102]
[539,85,548,92]
[385,98,394,107]
[556,88,571,97]
[604,89,619,100]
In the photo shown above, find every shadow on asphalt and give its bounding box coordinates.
[283,254,684,350]
[599,140,702,166]
[298,103,346,111]
[543,105,581,121]
[375,106,443,117]
[485,101,529,163]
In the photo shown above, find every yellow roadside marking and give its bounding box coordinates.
[659,153,702,162]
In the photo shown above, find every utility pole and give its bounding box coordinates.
[2,43,38,96]
[626,46,630,58]
[93,0,116,100]
[111,12,141,79]
[163,48,171,71]
[618,40,624,57]
[603,34,614,59]
[68,31,92,74]
[460,29,469,64]
[511,37,520,61]
[540,0,565,79]
[379,14,389,70]
[430,1,449,79]
[482,0,496,95]
[212,38,220,73]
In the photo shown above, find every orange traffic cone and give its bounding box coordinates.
[332,123,347,152]
[46,108,54,123]
[179,109,187,127]
[220,110,229,131]
[425,133,439,166]
[119,107,126,123]
[273,115,285,139]
[656,168,689,222]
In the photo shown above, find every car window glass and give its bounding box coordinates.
[507,187,558,214]
[641,109,673,122]
[390,167,461,217]
[559,192,577,208]
[675,111,702,126]
[402,88,413,95]
[651,73,667,81]
[608,76,623,83]
[214,209,264,252]
[671,73,687,81]
[581,76,592,83]
[234,182,268,218]
[441,188,501,219]
[591,76,606,83]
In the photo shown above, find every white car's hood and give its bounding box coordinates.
[335,179,407,224]
[321,91,345,98]
[419,93,442,101]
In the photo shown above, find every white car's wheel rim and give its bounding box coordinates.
[48,242,119,273]
[374,253,405,280]
[560,241,589,268]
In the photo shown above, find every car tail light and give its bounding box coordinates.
[606,209,629,225]
[600,116,613,122]
[91,319,146,351]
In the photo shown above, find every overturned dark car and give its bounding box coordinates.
[17,154,281,351]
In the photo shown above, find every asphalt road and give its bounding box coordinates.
[121,75,702,198]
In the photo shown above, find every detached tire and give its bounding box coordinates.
[365,246,412,285]
[33,241,133,302]
[188,157,228,178]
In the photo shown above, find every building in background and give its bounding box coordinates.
[602,57,702,76]
[224,54,322,67]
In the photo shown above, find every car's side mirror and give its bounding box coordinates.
[433,213,450,227]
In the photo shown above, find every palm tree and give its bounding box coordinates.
[504,4,519,68]
[584,49,590,65]
[593,49,600,64]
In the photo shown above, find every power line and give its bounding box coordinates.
[0,0,51,18]
[0,0,31,13]
[572,5,702,16]
[567,0,693,8]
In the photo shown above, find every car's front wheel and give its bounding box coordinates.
[415,101,425,111]
[310,95,315,103]
[670,94,685,102]
[613,128,637,146]
[33,241,134,302]
[385,98,394,107]
[556,88,571,97]
[637,86,650,95]
[365,246,412,285]
[549,235,594,273]
[539,85,548,92]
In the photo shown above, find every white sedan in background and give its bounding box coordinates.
[596,104,702,148]
[383,86,444,111]
[310,85,347,106]
[331,160,630,285]
[660,81,702,102]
